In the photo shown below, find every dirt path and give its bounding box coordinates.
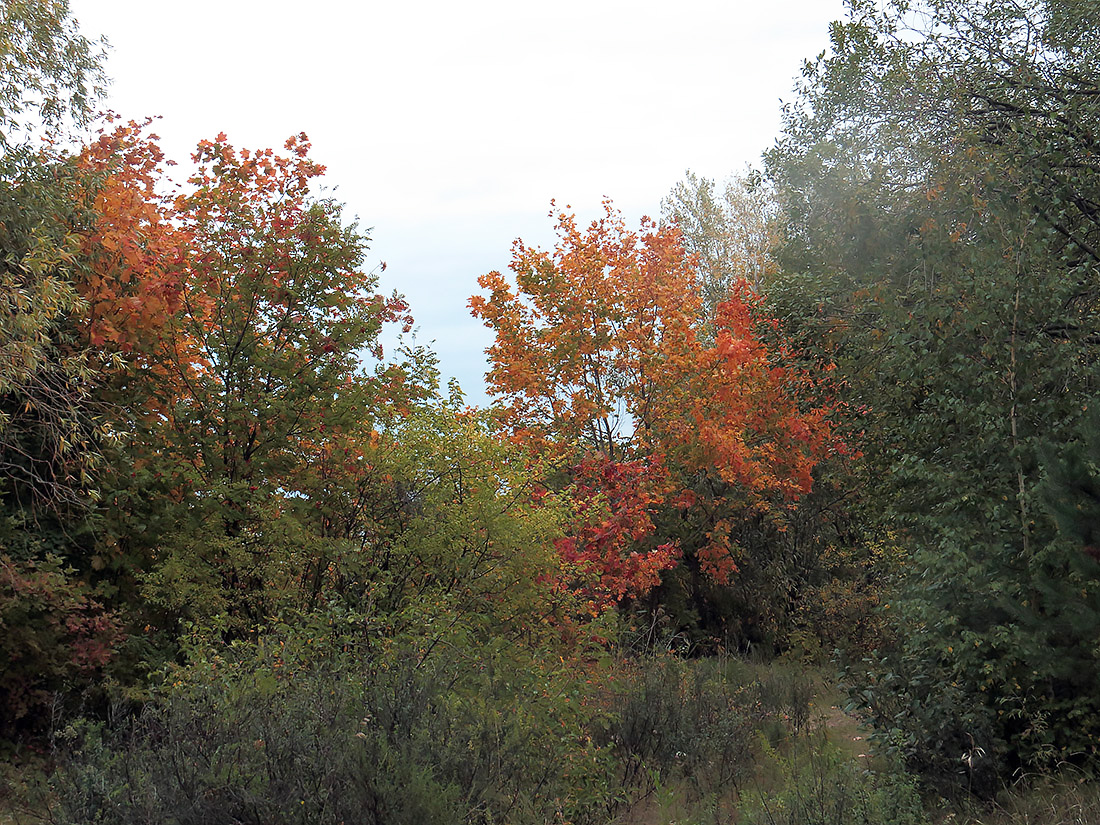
[815,701,873,761]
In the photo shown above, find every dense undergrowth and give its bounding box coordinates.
[4,633,925,825]
[5,644,1098,825]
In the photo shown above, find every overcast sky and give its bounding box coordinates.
[68,0,846,405]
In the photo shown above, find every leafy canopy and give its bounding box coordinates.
[472,202,842,595]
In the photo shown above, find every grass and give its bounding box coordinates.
[928,774,1100,825]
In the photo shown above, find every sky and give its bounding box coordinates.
[68,0,847,405]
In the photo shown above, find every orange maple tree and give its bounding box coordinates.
[72,117,187,360]
[471,201,843,594]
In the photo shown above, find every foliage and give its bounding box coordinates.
[662,170,781,321]
[139,393,582,649]
[736,738,925,825]
[472,202,836,492]
[553,454,679,611]
[15,1,1100,818]
[50,620,617,825]
[51,636,924,825]
[593,656,924,824]
[787,534,896,661]
[1041,409,1100,562]
[942,774,1100,825]
[0,144,104,517]
[71,118,187,360]
[766,0,1100,793]
[0,550,120,740]
[0,5,176,737]
[601,655,811,796]
[0,0,106,139]
[116,132,425,633]
[337,401,581,641]
[0,117,183,517]
[0,116,194,734]
[471,202,843,633]
[163,130,414,494]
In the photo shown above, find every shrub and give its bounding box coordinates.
[51,622,616,825]
[738,737,926,825]
[844,536,1100,797]
[601,656,813,801]
[0,553,121,741]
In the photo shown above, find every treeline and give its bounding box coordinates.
[666,0,1100,795]
[2,0,1100,820]
[765,0,1100,795]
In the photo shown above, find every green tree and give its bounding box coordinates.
[1041,410,1100,561]
[0,3,166,729]
[0,148,100,517]
[0,0,105,140]
[0,0,113,521]
[766,0,1100,791]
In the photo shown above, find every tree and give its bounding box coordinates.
[0,2,117,518]
[164,132,412,493]
[0,147,103,516]
[471,202,841,622]
[1041,409,1100,561]
[132,133,423,630]
[661,170,781,324]
[0,119,182,735]
[0,0,106,140]
[765,0,1100,789]
[0,119,185,519]
[72,118,187,358]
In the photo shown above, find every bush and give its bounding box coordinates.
[0,552,121,741]
[51,621,616,825]
[601,655,814,803]
[844,536,1100,798]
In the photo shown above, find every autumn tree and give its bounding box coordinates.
[132,133,423,630]
[471,202,841,627]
